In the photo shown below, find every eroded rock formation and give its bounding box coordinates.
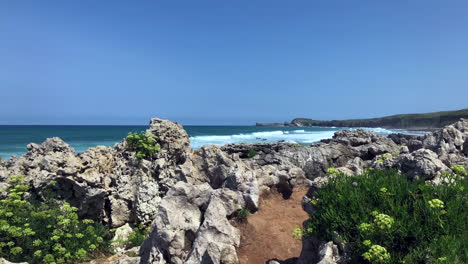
[1,118,467,264]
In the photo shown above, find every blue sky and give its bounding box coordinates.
[0,0,467,125]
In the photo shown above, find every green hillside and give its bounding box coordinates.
[291,108,468,129]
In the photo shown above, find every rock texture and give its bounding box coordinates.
[1,118,467,264]
[0,118,190,227]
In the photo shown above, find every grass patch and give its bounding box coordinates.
[305,169,467,263]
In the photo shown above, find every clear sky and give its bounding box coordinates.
[1,0,467,125]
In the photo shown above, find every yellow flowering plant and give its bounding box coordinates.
[304,169,467,263]
[0,175,110,263]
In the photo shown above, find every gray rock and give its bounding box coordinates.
[185,196,240,264]
[146,118,191,164]
[112,223,134,251]
[140,181,243,264]
[0,117,193,227]
[316,241,341,264]
[267,261,282,264]
[140,185,203,263]
[376,149,450,180]
[0,258,29,264]
[178,145,260,211]
[2,117,468,264]
[108,255,140,264]
[421,119,468,166]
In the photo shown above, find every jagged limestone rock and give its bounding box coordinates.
[1,118,468,264]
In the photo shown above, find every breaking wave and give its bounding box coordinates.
[189,127,422,149]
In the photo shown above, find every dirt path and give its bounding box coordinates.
[235,189,309,264]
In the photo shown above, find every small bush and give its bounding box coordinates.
[236,209,250,221]
[292,144,305,148]
[305,169,467,263]
[376,153,392,164]
[0,176,110,264]
[126,132,161,160]
[451,165,467,176]
[126,225,149,249]
[292,225,303,240]
[326,167,340,176]
[246,150,257,158]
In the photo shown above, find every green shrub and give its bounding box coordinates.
[376,153,392,164]
[246,150,257,158]
[326,167,340,176]
[305,169,467,263]
[126,132,161,160]
[292,144,306,148]
[292,225,303,240]
[111,224,149,249]
[0,175,110,264]
[236,208,250,221]
[451,165,467,176]
[126,225,149,249]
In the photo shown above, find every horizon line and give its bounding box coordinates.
[0,124,258,127]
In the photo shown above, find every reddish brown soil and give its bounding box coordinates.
[235,189,308,264]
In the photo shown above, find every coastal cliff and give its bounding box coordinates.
[1,118,467,264]
[257,108,468,130]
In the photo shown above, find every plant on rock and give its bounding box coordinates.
[451,165,467,176]
[326,167,340,176]
[127,225,149,249]
[126,132,161,160]
[305,169,467,263]
[0,175,110,264]
[236,208,250,221]
[246,150,257,158]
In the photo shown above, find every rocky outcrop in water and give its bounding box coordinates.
[1,118,467,264]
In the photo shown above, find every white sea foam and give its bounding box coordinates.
[189,127,426,149]
[190,129,331,149]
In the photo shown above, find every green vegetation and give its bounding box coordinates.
[126,225,149,249]
[246,149,257,158]
[292,144,306,148]
[292,225,303,240]
[111,224,149,249]
[451,165,467,176]
[0,176,110,264]
[304,169,467,263]
[291,108,468,129]
[236,208,250,221]
[126,132,161,160]
[326,167,340,176]
[376,153,392,164]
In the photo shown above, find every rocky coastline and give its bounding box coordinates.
[1,118,467,264]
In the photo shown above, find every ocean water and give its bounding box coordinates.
[0,125,427,160]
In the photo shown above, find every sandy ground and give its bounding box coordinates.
[235,189,309,264]
[88,189,308,264]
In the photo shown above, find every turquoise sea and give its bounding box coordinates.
[0,125,427,160]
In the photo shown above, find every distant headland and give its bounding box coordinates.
[256,108,468,130]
